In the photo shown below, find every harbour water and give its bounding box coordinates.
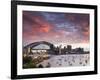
[37,54,90,68]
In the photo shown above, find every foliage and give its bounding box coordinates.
[23,62,37,68]
[23,56,37,68]
[23,56,32,64]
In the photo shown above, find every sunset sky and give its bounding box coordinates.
[23,11,90,49]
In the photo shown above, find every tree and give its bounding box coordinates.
[23,56,32,64]
[38,64,43,68]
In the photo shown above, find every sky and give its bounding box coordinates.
[23,11,90,49]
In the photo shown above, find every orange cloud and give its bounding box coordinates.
[82,26,89,36]
[41,26,50,32]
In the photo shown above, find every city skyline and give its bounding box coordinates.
[23,11,90,50]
